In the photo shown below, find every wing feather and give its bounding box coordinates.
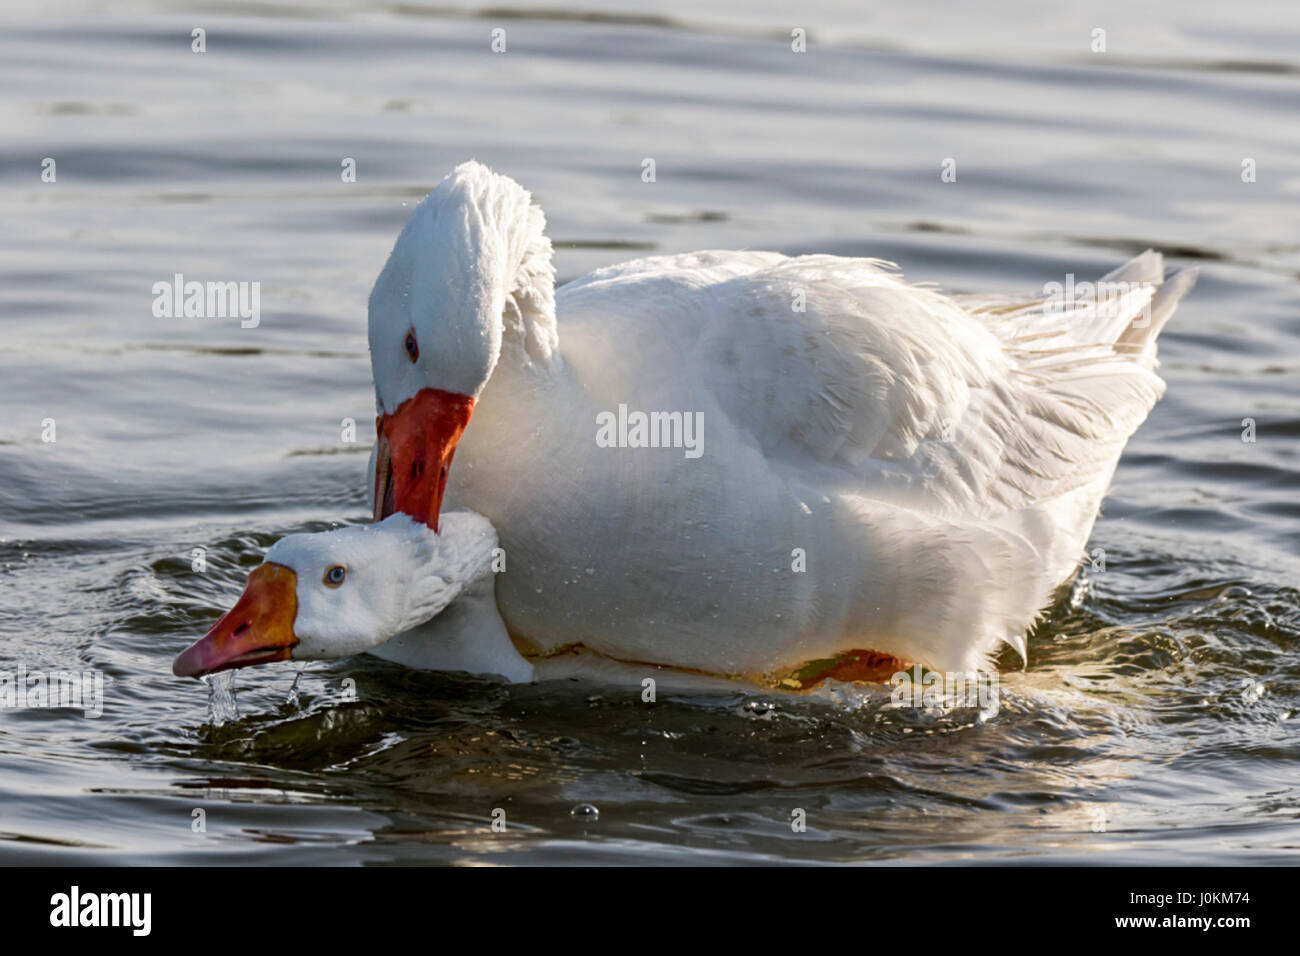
[689,252,1192,520]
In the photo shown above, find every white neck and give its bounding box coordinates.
[369,572,533,683]
[359,511,532,682]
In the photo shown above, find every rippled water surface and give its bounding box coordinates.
[2,0,1299,864]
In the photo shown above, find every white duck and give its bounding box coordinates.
[180,161,1197,685]
[172,512,534,683]
[361,161,1197,680]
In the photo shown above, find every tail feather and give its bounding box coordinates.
[1100,248,1163,286]
[1116,262,1198,363]
[971,250,1194,367]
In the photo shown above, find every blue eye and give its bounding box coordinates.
[404,330,419,362]
[324,565,346,587]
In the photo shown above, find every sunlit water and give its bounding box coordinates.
[1,0,1298,864]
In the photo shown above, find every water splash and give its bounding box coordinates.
[1069,569,1092,609]
[286,671,303,710]
[200,670,239,726]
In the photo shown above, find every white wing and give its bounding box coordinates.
[681,251,1192,521]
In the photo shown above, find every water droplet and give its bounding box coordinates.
[570,803,599,821]
[742,699,775,719]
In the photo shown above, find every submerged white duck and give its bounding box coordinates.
[169,512,727,689]
[178,161,1197,684]
[172,512,534,683]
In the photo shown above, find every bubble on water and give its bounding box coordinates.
[570,803,599,821]
[741,699,775,719]
[201,670,239,726]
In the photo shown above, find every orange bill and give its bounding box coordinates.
[172,563,299,678]
[373,387,475,530]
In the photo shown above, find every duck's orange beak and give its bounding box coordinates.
[172,563,299,678]
[373,387,475,531]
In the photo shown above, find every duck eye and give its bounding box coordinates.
[323,565,347,588]
[404,330,419,362]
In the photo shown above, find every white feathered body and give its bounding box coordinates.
[438,247,1194,676]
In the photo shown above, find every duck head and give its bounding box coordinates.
[368,161,556,529]
[171,512,499,678]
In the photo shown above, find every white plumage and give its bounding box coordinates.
[363,162,1196,680]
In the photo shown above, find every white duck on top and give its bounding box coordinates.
[363,161,1198,678]
[179,161,1197,684]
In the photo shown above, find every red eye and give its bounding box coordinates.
[404,331,419,362]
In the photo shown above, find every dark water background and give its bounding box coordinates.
[1,0,1298,863]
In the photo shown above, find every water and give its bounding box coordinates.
[1,0,1298,864]
[202,671,239,727]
